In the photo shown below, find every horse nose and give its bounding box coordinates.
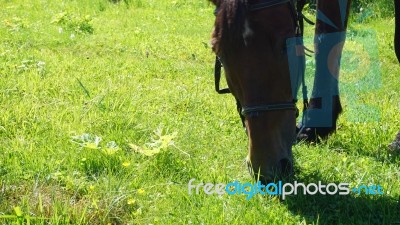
[246,156,293,185]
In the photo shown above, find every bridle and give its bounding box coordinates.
[213,0,311,129]
[248,0,291,11]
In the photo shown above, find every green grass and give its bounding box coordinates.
[0,0,399,224]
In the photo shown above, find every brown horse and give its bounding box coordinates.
[209,0,301,182]
[208,0,399,182]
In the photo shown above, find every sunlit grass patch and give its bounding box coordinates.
[0,0,399,224]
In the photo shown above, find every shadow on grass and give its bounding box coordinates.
[303,138,400,165]
[283,175,400,225]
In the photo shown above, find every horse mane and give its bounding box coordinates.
[210,0,248,54]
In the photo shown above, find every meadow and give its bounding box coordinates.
[0,0,399,224]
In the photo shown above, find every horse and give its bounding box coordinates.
[208,0,399,182]
[209,0,304,183]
